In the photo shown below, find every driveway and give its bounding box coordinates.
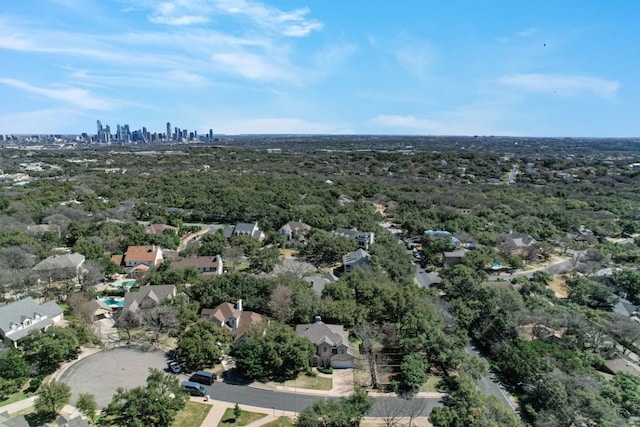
[58,347,170,409]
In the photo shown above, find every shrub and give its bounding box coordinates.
[317,366,333,375]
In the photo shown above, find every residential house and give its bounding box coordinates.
[342,249,371,273]
[123,245,164,268]
[171,255,223,275]
[123,285,177,314]
[334,228,374,250]
[42,414,90,427]
[296,318,355,368]
[499,233,538,259]
[145,223,179,235]
[32,253,85,283]
[0,411,28,427]
[200,299,263,345]
[279,221,311,242]
[443,249,468,269]
[85,299,113,321]
[304,272,338,296]
[223,223,265,241]
[0,297,64,347]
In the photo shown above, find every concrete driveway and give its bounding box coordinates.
[58,346,171,409]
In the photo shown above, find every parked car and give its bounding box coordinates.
[190,370,217,385]
[181,381,207,396]
[169,361,182,374]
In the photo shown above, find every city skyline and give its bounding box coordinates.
[0,1,639,137]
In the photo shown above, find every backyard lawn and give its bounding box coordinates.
[172,401,211,427]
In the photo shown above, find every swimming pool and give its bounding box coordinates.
[111,279,137,288]
[100,297,124,308]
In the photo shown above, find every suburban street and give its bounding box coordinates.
[464,345,517,412]
[201,381,443,416]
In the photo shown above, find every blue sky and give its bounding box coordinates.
[1,0,638,137]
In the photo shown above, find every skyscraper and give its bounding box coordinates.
[166,122,171,141]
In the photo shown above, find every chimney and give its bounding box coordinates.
[237,299,243,312]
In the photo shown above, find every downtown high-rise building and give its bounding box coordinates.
[166,122,171,141]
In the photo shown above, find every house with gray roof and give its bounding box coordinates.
[0,411,29,427]
[342,248,371,273]
[223,222,265,241]
[32,253,85,283]
[123,285,177,314]
[334,228,374,250]
[296,318,355,368]
[0,297,64,347]
[279,221,311,242]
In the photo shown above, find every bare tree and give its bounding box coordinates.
[222,246,244,273]
[402,394,429,427]
[66,291,94,325]
[268,284,293,322]
[271,259,317,279]
[354,322,383,390]
[373,398,404,427]
[140,305,180,342]
[0,245,37,270]
[115,309,141,342]
[609,313,640,355]
[81,260,104,290]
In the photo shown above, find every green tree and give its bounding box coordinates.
[251,247,281,273]
[0,348,30,381]
[234,321,315,381]
[399,352,429,392]
[103,368,188,427]
[197,230,227,257]
[296,388,372,427]
[176,319,233,371]
[34,381,71,420]
[76,393,97,420]
[233,403,241,421]
[21,326,80,374]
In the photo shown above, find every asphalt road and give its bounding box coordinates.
[199,380,442,416]
[464,345,517,412]
[59,347,442,416]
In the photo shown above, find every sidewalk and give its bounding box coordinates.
[196,397,297,427]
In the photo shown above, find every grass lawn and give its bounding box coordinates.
[218,407,267,427]
[261,416,294,427]
[0,391,27,408]
[420,375,442,392]
[283,372,332,390]
[172,401,211,427]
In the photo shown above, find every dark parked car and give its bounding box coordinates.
[190,370,217,385]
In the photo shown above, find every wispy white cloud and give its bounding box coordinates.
[143,0,322,36]
[211,52,296,82]
[498,73,619,99]
[148,2,209,25]
[211,0,322,37]
[517,27,539,38]
[0,78,115,110]
[396,41,436,80]
[166,69,208,85]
